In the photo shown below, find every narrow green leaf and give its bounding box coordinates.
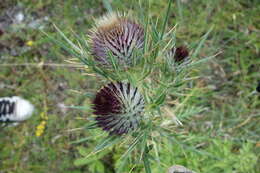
[154,93,166,106]
[117,133,144,172]
[42,30,80,58]
[53,24,82,54]
[188,54,216,67]
[74,150,110,166]
[66,105,91,111]
[192,27,213,58]
[94,136,121,152]
[160,0,172,40]
[107,51,119,71]
[84,122,98,130]
[143,145,152,173]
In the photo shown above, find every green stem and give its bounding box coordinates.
[143,145,152,173]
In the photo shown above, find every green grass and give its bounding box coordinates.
[0,0,259,172]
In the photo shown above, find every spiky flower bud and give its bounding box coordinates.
[0,96,34,122]
[170,46,189,62]
[93,82,145,135]
[90,13,144,66]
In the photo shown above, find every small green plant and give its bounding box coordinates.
[48,0,216,172]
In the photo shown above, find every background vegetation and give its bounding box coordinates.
[0,0,259,172]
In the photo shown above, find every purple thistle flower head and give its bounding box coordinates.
[90,13,144,66]
[170,46,189,62]
[93,82,145,135]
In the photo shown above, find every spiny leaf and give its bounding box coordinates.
[94,136,121,152]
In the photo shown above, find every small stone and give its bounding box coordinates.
[167,165,196,173]
[15,12,24,23]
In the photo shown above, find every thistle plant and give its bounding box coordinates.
[48,1,215,172]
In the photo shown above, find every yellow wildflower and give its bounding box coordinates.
[35,113,48,137]
[26,40,34,46]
